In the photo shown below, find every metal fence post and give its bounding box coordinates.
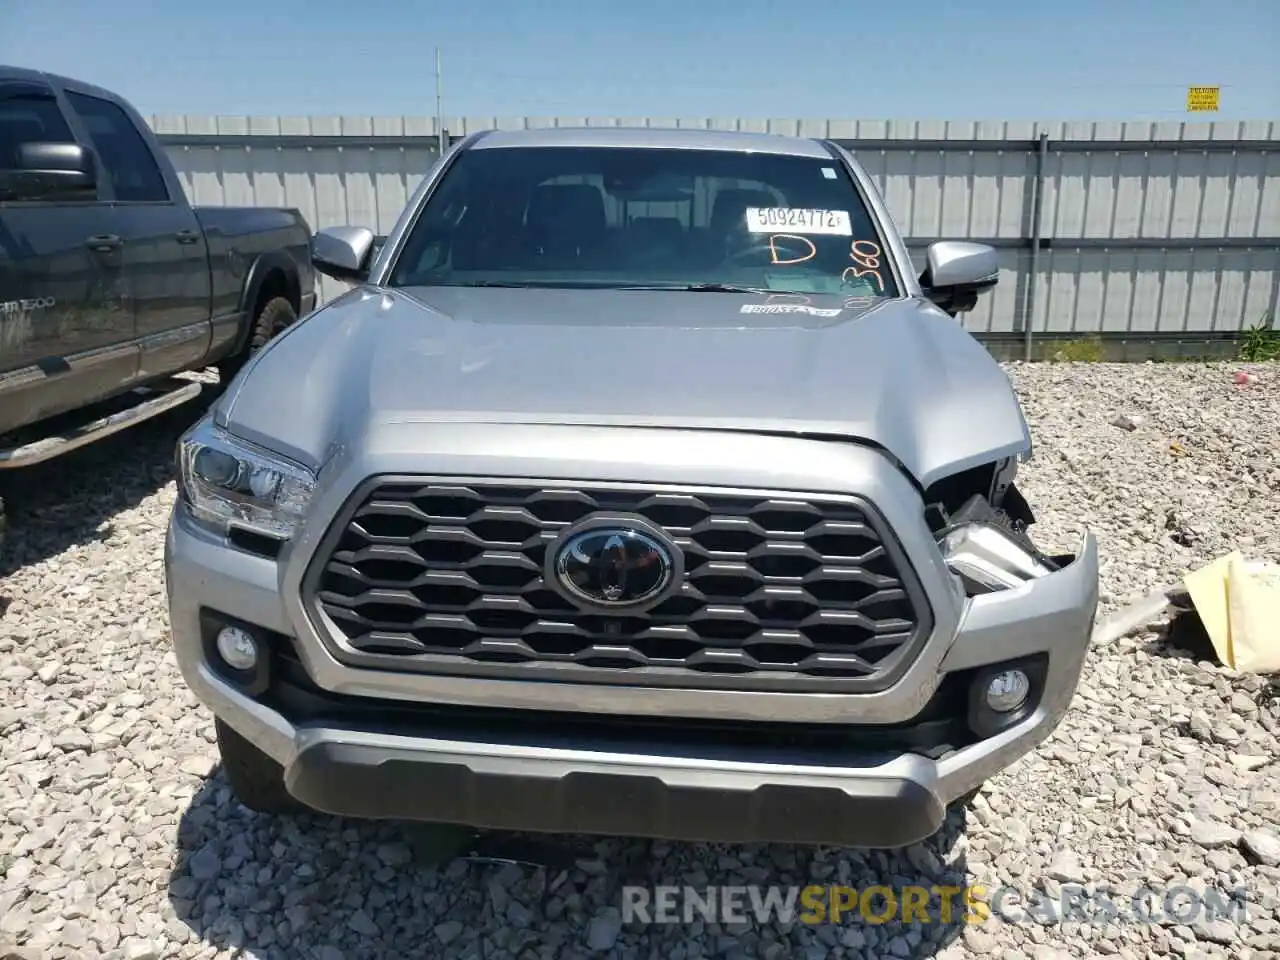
[1023,132,1049,361]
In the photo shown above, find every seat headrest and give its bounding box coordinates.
[526,183,607,235]
[628,216,684,242]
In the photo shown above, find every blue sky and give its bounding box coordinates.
[2,0,1276,120]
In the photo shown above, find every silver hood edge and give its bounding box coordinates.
[218,285,1031,491]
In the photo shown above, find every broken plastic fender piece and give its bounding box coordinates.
[1184,553,1235,661]
[1226,555,1280,673]
[1183,551,1280,673]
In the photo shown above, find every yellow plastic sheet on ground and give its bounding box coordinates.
[1183,552,1280,673]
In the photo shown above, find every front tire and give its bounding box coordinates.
[216,295,298,384]
[215,719,302,814]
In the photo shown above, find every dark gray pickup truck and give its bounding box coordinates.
[0,66,315,540]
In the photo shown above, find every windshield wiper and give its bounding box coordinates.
[415,280,779,293]
[682,282,776,294]
[601,282,776,294]
[420,280,556,288]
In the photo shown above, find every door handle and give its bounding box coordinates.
[84,234,122,252]
[175,229,200,245]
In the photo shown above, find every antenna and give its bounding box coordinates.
[435,47,446,156]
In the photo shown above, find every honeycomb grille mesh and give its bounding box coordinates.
[309,481,927,688]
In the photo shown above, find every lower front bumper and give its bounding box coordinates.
[284,729,944,847]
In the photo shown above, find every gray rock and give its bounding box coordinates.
[1240,830,1280,867]
[186,844,221,881]
[840,925,867,948]
[1230,753,1269,772]
[1191,819,1242,849]
[1189,713,1215,742]
[487,876,511,915]
[434,921,463,945]
[964,926,1000,953]
[814,924,839,947]
[375,842,413,867]
[348,909,379,937]
[52,728,92,752]
[78,754,112,780]
[1047,849,1086,883]
[178,756,210,777]
[1192,917,1239,945]
[1229,692,1257,715]
[586,907,623,952]
[506,899,533,928]
[119,938,160,960]
[885,934,911,956]
[905,842,944,878]
[1205,848,1235,872]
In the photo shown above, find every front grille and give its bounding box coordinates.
[306,479,932,692]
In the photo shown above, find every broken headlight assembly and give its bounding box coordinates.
[934,494,1060,595]
[177,417,315,540]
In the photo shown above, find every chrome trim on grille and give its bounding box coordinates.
[301,477,934,693]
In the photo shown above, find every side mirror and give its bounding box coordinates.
[0,142,97,202]
[919,241,1000,316]
[311,225,376,283]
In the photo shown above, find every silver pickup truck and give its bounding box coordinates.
[0,67,314,542]
[165,127,1099,848]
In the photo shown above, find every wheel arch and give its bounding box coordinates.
[233,252,302,356]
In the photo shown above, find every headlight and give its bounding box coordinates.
[177,418,315,540]
[937,522,1053,594]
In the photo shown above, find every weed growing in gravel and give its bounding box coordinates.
[1239,314,1280,362]
[1051,336,1104,362]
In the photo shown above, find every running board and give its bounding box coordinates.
[0,379,204,469]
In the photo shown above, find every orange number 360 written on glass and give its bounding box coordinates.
[841,240,884,293]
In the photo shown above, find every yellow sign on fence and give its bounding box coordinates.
[1187,86,1220,112]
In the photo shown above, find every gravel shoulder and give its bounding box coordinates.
[1,362,1277,960]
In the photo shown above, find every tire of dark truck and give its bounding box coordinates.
[216,295,298,384]
[215,719,303,814]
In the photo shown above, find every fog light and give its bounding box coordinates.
[985,669,1030,713]
[215,626,259,671]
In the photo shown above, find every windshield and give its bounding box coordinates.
[386,145,899,298]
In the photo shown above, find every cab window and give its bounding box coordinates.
[64,92,168,203]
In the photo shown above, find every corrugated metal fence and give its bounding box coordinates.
[149,115,1280,357]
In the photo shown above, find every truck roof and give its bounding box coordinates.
[0,64,50,82]
[0,64,124,103]
[470,126,835,158]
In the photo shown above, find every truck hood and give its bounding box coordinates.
[220,286,1030,489]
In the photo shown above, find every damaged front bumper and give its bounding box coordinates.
[167,475,1098,847]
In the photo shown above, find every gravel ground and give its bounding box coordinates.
[1,361,1278,960]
